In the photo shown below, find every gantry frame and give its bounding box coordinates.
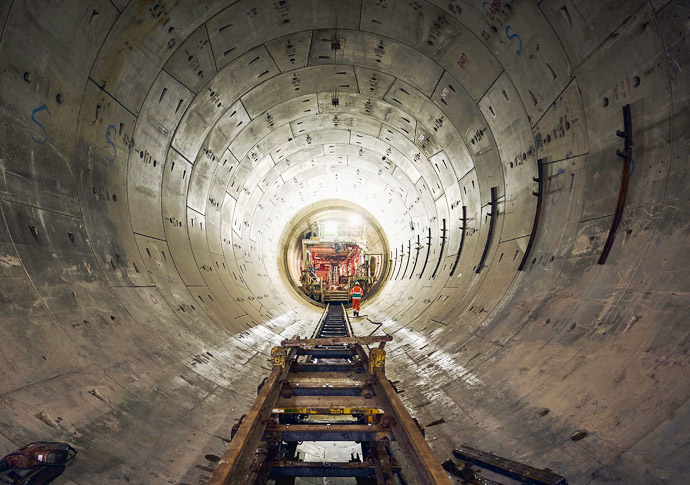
[208,304,451,484]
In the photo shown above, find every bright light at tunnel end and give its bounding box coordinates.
[349,214,363,225]
[324,221,339,235]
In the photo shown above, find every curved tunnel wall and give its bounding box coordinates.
[0,1,688,483]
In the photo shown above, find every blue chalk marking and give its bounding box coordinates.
[105,124,117,163]
[630,157,635,177]
[620,158,635,180]
[505,26,523,55]
[30,104,51,144]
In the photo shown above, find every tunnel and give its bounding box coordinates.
[0,0,688,483]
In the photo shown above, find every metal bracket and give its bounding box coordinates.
[519,159,544,271]
[599,104,633,265]
[369,348,386,374]
[271,347,287,368]
[431,218,447,279]
[476,187,498,274]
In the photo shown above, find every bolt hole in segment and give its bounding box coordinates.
[207,303,451,484]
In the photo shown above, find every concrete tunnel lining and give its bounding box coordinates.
[0,0,688,483]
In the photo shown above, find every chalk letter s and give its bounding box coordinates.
[505,26,523,55]
[105,124,117,163]
[31,104,51,144]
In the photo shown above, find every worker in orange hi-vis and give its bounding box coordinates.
[350,282,363,317]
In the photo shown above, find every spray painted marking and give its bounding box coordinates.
[30,104,51,144]
[105,124,117,163]
[458,52,468,68]
[441,87,450,101]
[505,26,523,55]
[483,1,502,20]
[621,157,635,180]
[630,157,635,177]
[551,168,565,205]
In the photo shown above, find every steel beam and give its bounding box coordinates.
[442,459,504,485]
[371,367,452,483]
[287,371,369,383]
[281,335,392,349]
[453,446,568,485]
[310,303,332,338]
[354,345,451,484]
[476,186,498,274]
[297,348,356,358]
[290,362,364,373]
[276,395,377,407]
[268,461,401,478]
[272,405,384,415]
[281,382,374,396]
[265,424,393,442]
[208,351,294,485]
[371,440,396,484]
[598,104,633,265]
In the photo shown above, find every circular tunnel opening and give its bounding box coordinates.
[278,201,390,307]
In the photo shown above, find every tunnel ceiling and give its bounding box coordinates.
[0,0,689,484]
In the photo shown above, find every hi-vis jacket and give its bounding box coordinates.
[350,285,362,299]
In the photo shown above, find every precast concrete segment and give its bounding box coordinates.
[0,0,687,483]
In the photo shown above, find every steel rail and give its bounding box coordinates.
[208,360,290,485]
[598,104,633,265]
[310,303,331,338]
[431,218,447,279]
[355,345,452,484]
[395,243,405,280]
[409,234,421,279]
[476,186,498,274]
[281,335,392,349]
[519,160,544,271]
[449,206,467,277]
[418,227,432,278]
[453,446,568,485]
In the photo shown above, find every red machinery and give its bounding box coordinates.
[310,243,361,287]
[0,442,76,484]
